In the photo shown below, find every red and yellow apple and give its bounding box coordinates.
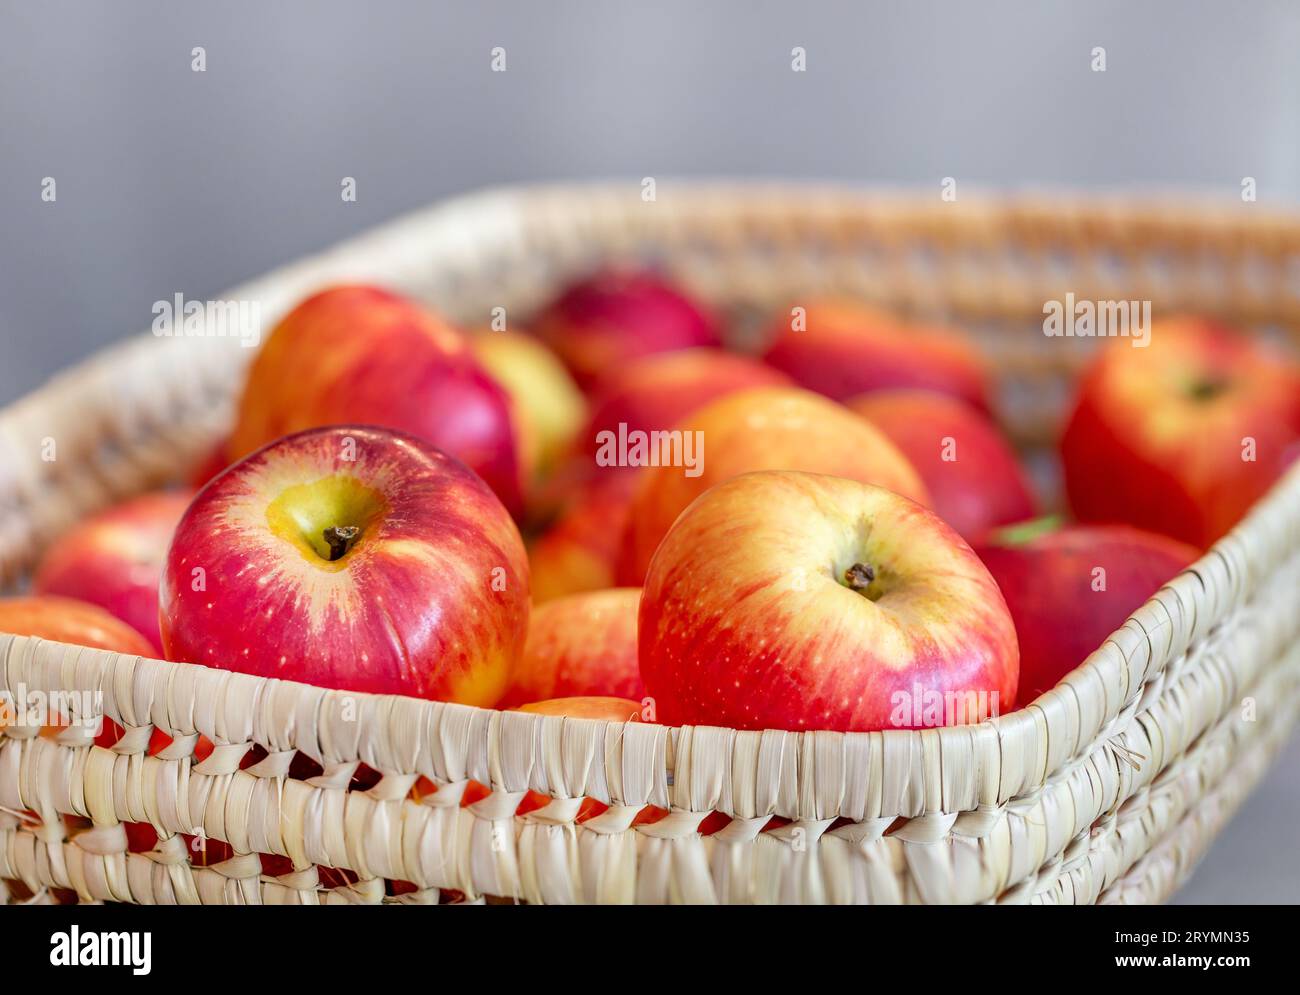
[847,389,1035,542]
[976,523,1198,702]
[161,425,529,704]
[0,595,155,656]
[469,329,586,487]
[528,469,638,603]
[227,285,526,516]
[760,299,992,411]
[502,587,641,706]
[1061,317,1300,548]
[580,348,791,458]
[639,470,1018,732]
[618,387,930,585]
[532,270,721,390]
[33,490,194,654]
[515,696,645,721]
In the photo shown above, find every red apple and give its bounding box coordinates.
[502,587,641,706]
[528,469,637,603]
[532,270,721,390]
[160,425,529,704]
[619,387,931,585]
[0,596,155,748]
[227,285,525,517]
[847,390,1035,542]
[760,300,992,411]
[639,470,1018,732]
[0,595,155,656]
[1061,317,1300,548]
[580,348,791,458]
[0,599,190,859]
[515,697,646,721]
[976,523,1198,702]
[469,329,586,488]
[33,490,194,654]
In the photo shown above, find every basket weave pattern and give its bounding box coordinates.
[2,185,1300,904]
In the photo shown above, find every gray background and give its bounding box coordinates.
[1,1,1297,902]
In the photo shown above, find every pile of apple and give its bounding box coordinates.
[7,275,1300,740]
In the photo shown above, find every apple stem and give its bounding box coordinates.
[1189,378,1229,402]
[323,525,360,561]
[844,562,876,593]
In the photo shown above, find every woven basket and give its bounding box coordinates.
[3,183,1300,905]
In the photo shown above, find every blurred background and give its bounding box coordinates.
[2,0,1298,902]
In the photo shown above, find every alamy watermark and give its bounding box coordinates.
[889,682,1001,728]
[1043,293,1151,348]
[594,422,704,477]
[50,927,151,975]
[0,684,103,732]
[152,292,261,348]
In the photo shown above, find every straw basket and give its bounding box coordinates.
[3,183,1300,905]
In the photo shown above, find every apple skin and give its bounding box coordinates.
[580,348,792,458]
[227,285,525,517]
[528,469,638,603]
[760,300,992,411]
[639,470,1018,732]
[619,387,931,585]
[469,329,586,488]
[33,490,194,654]
[1061,318,1300,548]
[0,595,156,656]
[532,270,721,390]
[502,587,642,707]
[515,696,645,721]
[161,425,529,705]
[976,524,1198,702]
[847,390,1035,543]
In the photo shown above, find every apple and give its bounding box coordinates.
[846,389,1035,542]
[160,425,529,704]
[502,587,642,706]
[638,470,1018,732]
[227,285,525,517]
[760,299,992,411]
[580,348,791,458]
[0,595,155,656]
[515,697,645,721]
[0,596,194,856]
[528,469,637,603]
[532,270,721,390]
[618,386,931,585]
[0,596,154,749]
[0,596,201,757]
[1061,317,1300,548]
[33,490,194,654]
[976,522,1198,702]
[469,329,586,488]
